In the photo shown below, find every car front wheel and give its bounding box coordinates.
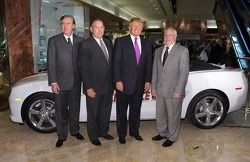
[188,90,228,129]
[24,92,56,133]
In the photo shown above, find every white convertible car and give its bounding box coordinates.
[9,61,248,133]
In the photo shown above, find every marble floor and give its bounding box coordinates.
[1,74,250,162]
[0,108,250,162]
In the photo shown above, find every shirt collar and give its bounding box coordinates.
[64,34,73,42]
[92,36,103,44]
[130,34,140,41]
[165,43,175,51]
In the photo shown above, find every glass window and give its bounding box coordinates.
[32,0,86,72]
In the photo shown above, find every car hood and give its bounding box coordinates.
[12,73,48,87]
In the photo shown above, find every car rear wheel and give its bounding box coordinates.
[188,90,228,129]
[24,92,56,133]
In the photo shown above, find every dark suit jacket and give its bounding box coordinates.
[113,35,152,95]
[47,33,83,90]
[79,36,113,95]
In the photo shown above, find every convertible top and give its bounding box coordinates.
[190,61,221,71]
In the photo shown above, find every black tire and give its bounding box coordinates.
[188,90,228,129]
[24,92,56,133]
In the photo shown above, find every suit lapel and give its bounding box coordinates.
[103,38,112,63]
[59,33,68,45]
[90,36,109,64]
[140,38,146,65]
[158,46,164,66]
[72,34,77,57]
[125,35,137,65]
[164,44,177,67]
[169,44,177,56]
[59,33,73,53]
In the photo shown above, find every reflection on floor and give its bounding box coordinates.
[0,109,250,162]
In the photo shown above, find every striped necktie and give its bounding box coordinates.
[100,39,109,62]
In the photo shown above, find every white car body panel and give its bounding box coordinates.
[182,69,247,118]
[9,69,248,124]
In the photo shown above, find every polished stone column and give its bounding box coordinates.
[4,0,34,84]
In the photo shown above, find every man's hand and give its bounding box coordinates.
[145,82,151,91]
[51,83,60,94]
[116,81,124,92]
[152,89,157,97]
[87,88,96,98]
[173,92,182,99]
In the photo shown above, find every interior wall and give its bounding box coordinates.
[5,0,34,84]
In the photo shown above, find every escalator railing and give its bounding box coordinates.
[217,0,250,70]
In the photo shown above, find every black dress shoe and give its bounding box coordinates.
[132,135,143,141]
[56,139,65,148]
[102,134,114,140]
[91,139,101,146]
[119,137,126,144]
[152,135,165,141]
[72,133,84,140]
[162,140,174,147]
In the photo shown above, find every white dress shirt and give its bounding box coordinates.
[130,34,142,54]
[93,36,109,55]
[161,43,175,62]
[64,34,73,44]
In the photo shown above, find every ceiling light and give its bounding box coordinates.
[147,25,160,28]
[207,20,217,28]
[43,0,50,3]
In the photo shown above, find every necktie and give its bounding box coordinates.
[100,39,109,62]
[162,47,169,65]
[134,37,140,64]
[67,38,72,46]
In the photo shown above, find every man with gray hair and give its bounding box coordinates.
[151,27,189,147]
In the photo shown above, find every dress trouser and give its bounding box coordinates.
[116,91,143,138]
[55,87,80,140]
[156,93,182,142]
[86,93,112,141]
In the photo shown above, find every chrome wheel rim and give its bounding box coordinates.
[194,96,224,127]
[29,98,56,131]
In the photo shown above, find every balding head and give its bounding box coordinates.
[164,27,177,46]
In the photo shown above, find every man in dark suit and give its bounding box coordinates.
[113,17,152,144]
[47,15,84,148]
[79,18,114,146]
[151,27,189,147]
